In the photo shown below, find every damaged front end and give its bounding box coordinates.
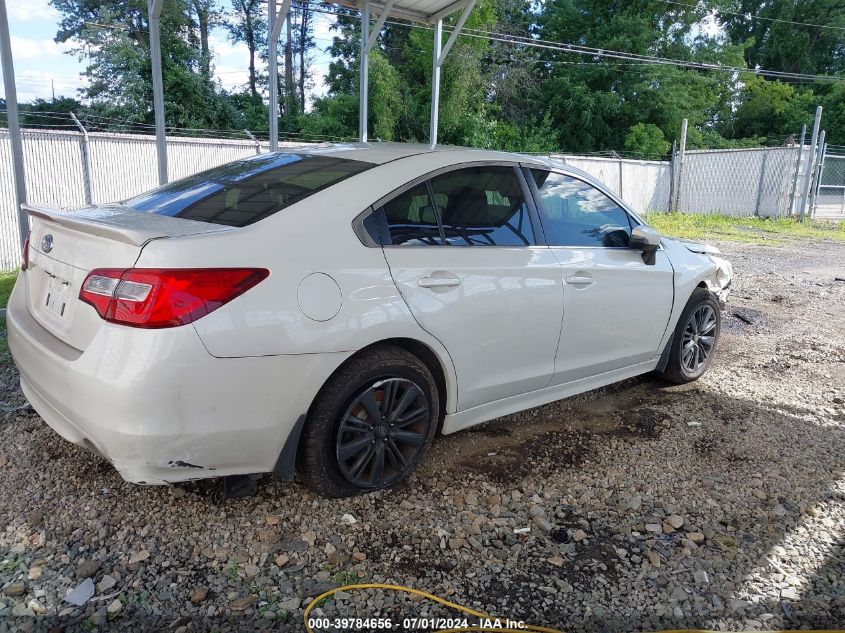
[680,240,733,308]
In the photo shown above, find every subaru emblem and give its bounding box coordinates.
[41,234,53,253]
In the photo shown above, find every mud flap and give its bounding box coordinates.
[272,414,307,480]
[655,334,674,373]
[223,474,258,498]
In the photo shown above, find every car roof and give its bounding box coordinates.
[290,141,597,182]
[280,141,535,165]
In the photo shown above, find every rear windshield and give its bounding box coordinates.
[124,153,374,227]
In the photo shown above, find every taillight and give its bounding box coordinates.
[21,232,30,271]
[80,268,269,328]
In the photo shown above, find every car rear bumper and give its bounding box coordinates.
[7,281,350,484]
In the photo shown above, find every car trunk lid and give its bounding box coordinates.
[22,204,231,351]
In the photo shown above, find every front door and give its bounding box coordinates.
[527,168,675,384]
[380,165,564,410]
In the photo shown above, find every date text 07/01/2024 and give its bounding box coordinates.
[306,617,529,630]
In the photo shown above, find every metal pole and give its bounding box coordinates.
[429,19,442,148]
[789,124,806,216]
[148,0,167,185]
[667,139,676,212]
[244,129,262,155]
[0,0,29,247]
[436,0,477,66]
[268,0,279,151]
[753,150,768,217]
[267,0,291,152]
[841,171,845,218]
[799,105,822,221]
[672,119,687,212]
[618,158,623,199]
[359,0,369,143]
[69,112,94,206]
[809,132,826,219]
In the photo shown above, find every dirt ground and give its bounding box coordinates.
[1,237,844,632]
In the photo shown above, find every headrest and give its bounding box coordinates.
[441,187,491,227]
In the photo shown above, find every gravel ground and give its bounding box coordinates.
[1,237,844,632]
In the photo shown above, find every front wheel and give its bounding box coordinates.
[661,287,721,384]
[298,346,439,497]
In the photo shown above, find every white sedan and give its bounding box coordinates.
[7,143,732,497]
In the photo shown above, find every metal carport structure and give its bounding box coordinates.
[0,0,477,246]
[268,0,477,148]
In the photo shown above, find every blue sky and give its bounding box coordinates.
[3,0,335,107]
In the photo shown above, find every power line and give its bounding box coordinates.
[298,1,845,84]
[657,0,845,33]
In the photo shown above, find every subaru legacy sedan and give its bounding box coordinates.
[7,143,732,497]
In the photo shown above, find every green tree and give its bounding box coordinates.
[624,123,670,159]
[537,0,745,153]
[731,76,815,140]
[717,0,845,76]
[228,0,266,100]
[50,0,235,129]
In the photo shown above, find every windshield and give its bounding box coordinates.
[124,153,374,227]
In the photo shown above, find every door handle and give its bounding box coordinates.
[566,275,594,286]
[418,276,461,289]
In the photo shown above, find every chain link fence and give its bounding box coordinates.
[551,143,804,218]
[816,154,845,219]
[674,146,800,218]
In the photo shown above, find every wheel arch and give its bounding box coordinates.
[341,338,452,420]
[274,336,456,482]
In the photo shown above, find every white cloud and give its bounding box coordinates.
[209,34,251,63]
[312,15,336,44]
[9,70,88,102]
[11,36,71,61]
[214,65,251,92]
[7,0,58,23]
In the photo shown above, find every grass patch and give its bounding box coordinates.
[0,269,19,358]
[643,212,845,245]
[0,270,18,308]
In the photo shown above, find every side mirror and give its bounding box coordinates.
[629,225,661,265]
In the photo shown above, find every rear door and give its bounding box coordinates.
[379,165,563,411]
[526,168,675,384]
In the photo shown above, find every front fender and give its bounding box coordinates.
[659,238,733,350]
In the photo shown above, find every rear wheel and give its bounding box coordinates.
[661,287,721,384]
[298,346,439,497]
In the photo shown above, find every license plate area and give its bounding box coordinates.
[44,274,71,319]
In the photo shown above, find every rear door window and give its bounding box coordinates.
[429,166,535,246]
[381,183,443,246]
[124,153,374,227]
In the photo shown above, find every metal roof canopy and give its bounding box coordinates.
[268,0,477,149]
[0,0,477,246]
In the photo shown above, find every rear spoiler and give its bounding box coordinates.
[22,204,229,247]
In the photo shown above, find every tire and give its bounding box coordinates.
[298,345,440,497]
[661,287,721,384]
